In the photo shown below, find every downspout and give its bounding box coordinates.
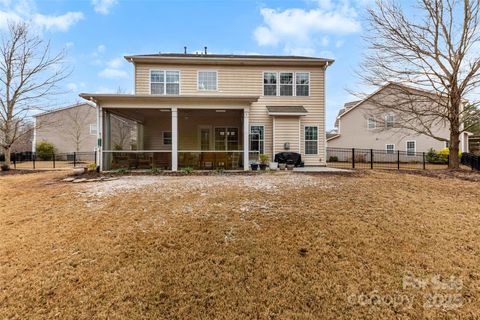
[322,62,331,165]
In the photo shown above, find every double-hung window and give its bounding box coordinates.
[163,132,172,145]
[295,72,309,96]
[385,114,395,128]
[279,72,294,96]
[263,72,277,96]
[263,72,310,96]
[150,70,180,95]
[198,71,217,91]
[367,117,376,129]
[386,144,395,154]
[249,125,265,154]
[90,124,97,135]
[304,126,318,155]
[406,141,416,156]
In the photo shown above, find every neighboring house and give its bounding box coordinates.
[80,53,334,171]
[33,103,98,153]
[327,83,470,153]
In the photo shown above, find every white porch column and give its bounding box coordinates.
[243,108,250,171]
[171,107,178,171]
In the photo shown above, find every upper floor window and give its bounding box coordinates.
[296,72,310,96]
[280,72,294,96]
[198,71,217,91]
[263,72,310,96]
[367,117,376,129]
[263,72,277,96]
[150,70,180,95]
[385,114,395,128]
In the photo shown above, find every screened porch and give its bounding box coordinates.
[101,108,254,171]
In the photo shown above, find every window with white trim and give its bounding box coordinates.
[90,124,97,135]
[304,126,318,155]
[263,72,277,96]
[263,72,310,97]
[367,117,376,129]
[385,114,395,128]
[163,131,172,145]
[406,141,416,156]
[295,72,309,96]
[280,72,294,96]
[150,70,179,95]
[386,144,395,154]
[249,125,265,154]
[198,71,217,91]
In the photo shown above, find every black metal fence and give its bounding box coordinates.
[461,153,480,171]
[326,147,449,170]
[3,151,96,170]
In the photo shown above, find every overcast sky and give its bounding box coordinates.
[0,0,380,129]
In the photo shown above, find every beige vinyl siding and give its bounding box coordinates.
[130,63,326,165]
[143,115,171,150]
[273,117,300,154]
[35,104,97,153]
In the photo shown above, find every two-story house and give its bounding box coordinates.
[327,83,470,154]
[80,53,333,171]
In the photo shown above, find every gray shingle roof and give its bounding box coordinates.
[266,106,308,114]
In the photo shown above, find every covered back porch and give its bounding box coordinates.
[99,105,256,171]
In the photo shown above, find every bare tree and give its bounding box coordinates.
[111,114,134,150]
[0,22,69,168]
[62,105,92,152]
[359,0,480,169]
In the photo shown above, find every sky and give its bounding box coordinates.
[0,0,376,130]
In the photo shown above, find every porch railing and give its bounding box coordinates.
[103,150,172,171]
[102,150,260,171]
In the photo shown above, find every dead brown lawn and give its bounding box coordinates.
[1,170,479,319]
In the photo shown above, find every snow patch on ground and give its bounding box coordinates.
[78,173,337,199]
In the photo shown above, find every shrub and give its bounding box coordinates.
[259,154,269,164]
[149,167,160,174]
[180,167,193,174]
[36,141,55,160]
[86,163,97,171]
[114,168,129,175]
[328,156,338,162]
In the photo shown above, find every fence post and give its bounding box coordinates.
[94,150,97,166]
[73,152,76,167]
[13,153,16,169]
[423,152,426,170]
[33,153,35,170]
[352,148,355,169]
[370,149,373,169]
[397,150,400,170]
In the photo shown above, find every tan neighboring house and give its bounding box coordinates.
[80,53,334,171]
[33,103,98,153]
[327,83,470,153]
